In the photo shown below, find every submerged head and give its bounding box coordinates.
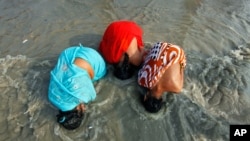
[141,93,163,113]
[113,53,136,80]
[56,105,84,130]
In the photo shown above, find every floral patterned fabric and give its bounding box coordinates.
[138,42,186,89]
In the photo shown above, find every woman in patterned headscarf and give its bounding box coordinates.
[138,42,186,113]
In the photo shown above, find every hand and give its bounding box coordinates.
[76,103,86,113]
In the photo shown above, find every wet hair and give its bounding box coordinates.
[56,108,84,130]
[141,94,163,113]
[113,53,135,80]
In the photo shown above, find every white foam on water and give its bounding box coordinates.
[1,46,249,141]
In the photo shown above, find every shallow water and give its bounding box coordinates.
[1,0,250,141]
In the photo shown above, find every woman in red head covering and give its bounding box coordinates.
[99,20,145,80]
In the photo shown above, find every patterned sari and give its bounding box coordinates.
[138,42,186,89]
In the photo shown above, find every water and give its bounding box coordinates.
[0,0,250,141]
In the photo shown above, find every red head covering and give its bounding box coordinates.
[99,20,143,64]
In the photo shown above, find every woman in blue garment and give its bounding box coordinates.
[48,44,107,130]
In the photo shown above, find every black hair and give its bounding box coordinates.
[56,108,84,130]
[141,94,163,113]
[113,53,135,80]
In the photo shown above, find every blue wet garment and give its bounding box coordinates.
[48,44,107,111]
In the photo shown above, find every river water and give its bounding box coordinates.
[0,0,250,141]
